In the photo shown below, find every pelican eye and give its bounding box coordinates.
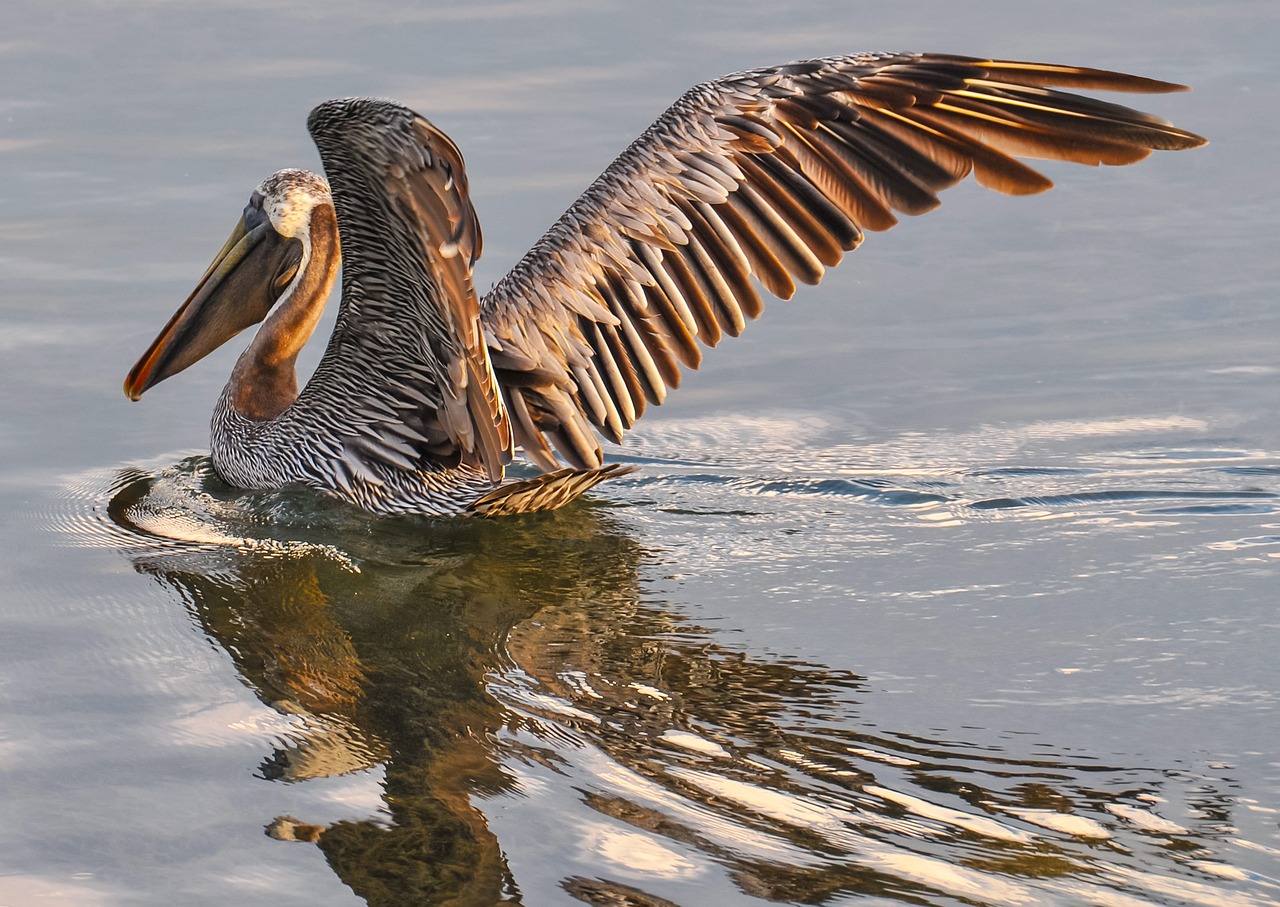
[243,204,268,231]
[244,201,269,231]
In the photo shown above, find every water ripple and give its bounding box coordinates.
[969,488,1278,512]
[33,429,1280,905]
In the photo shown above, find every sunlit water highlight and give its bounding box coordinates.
[3,1,1278,903]
[36,410,1280,905]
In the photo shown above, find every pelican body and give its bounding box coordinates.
[124,53,1205,516]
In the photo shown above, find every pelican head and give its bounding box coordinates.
[124,169,335,402]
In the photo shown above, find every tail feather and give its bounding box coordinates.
[466,463,636,517]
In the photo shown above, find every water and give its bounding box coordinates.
[2,1,1278,904]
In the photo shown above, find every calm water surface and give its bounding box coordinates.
[2,1,1278,905]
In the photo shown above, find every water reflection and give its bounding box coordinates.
[92,459,1275,906]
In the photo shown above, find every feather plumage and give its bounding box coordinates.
[481,53,1204,468]
[131,53,1204,515]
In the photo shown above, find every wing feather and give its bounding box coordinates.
[298,99,512,482]
[480,52,1205,468]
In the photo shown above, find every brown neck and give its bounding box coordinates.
[228,204,340,421]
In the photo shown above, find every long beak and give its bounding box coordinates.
[125,216,294,400]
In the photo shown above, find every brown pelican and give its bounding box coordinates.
[124,53,1205,517]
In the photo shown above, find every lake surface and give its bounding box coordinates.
[2,1,1278,904]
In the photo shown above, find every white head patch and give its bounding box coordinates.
[255,169,332,240]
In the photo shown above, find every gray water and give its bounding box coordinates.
[2,1,1278,905]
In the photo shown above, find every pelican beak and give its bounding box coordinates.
[124,214,301,400]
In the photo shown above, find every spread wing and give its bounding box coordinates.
[299,98,511,485]
[479,52,1206,470]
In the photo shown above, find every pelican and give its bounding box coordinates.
[124,53,1205,517]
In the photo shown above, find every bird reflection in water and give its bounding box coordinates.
[98,460,1268,907]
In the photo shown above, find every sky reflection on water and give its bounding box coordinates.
[1,0,1278,904]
